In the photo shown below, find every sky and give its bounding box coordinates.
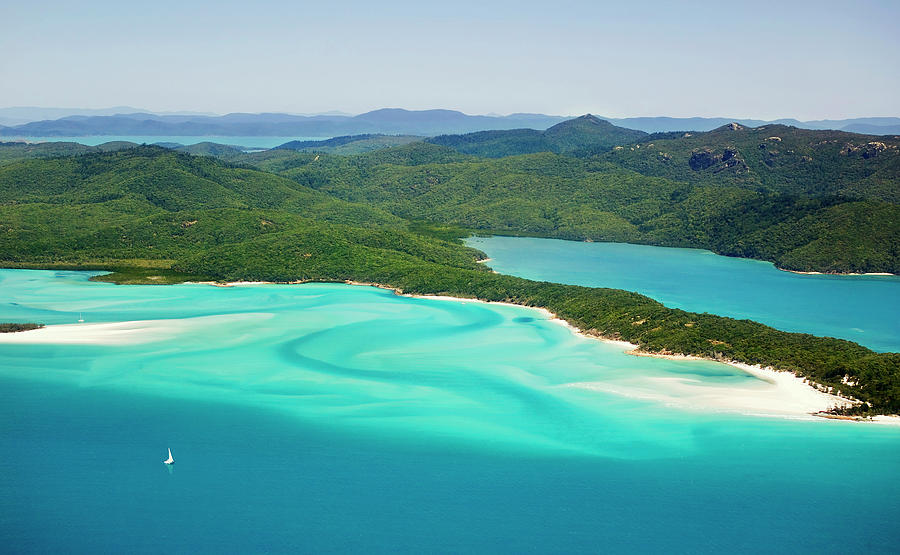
[1,0,898,119]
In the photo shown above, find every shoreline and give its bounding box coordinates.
[341,281,895,423]
[779,268,896,277]
[9,277,896,423]
[465,237,897,277]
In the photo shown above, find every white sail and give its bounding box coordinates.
[164,448,174,464]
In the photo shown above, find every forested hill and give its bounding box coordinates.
[3,116,898,274]
[239,144,899,274]
[600,123,900,202]
[0,146,485,272]
[0,140,138,165]
[274,134,422,155]
[427,117,900,204]
[426,115,647,157]
[0,146,897,414]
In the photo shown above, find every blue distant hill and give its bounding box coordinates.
[0,109,569,137]
[0,107,897,137]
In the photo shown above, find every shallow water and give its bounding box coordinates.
[1,269,898,553]
[468,236,900,352]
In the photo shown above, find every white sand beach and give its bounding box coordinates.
[566,361,852,419]
[0,313,273,346]
[400,289,867,420]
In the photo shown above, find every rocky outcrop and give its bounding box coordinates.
[863,141,888,159]
[689,147,749,173]
[841,140,896,158]
[689,149,718,170]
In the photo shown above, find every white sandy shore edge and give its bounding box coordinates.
[782,269,895,277]
[0,313,272,345]
[0,320,179,345]
[189,280,276,287]
[606,352,855,419]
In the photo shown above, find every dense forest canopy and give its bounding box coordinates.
[230,125,900,274]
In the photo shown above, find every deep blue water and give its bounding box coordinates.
[467,236,900,352]
[1,270,898,553]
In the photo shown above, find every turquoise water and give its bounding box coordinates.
[1,269,898,553]
[6,136,328,149]
[468,236,900,353]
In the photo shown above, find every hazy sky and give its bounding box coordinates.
[2,0,898,119]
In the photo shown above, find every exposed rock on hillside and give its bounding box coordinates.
[689,148,749,173]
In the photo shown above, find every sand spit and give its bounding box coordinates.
[0,313,273,346]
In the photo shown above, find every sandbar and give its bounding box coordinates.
[0,313,272,345]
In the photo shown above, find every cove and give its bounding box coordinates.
[467,236,900,353]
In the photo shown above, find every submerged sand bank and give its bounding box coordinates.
[393,287,869,420]
[287,280,894,421]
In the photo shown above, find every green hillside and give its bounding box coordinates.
[427,115,647,157]
[253,149,900,274]
[174,142,246,158]
[601,123,900,202]
[0,140,139,165]
[0,147,483,275]
[275,134,423,155]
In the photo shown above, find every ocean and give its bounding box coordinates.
[1,269,898,553]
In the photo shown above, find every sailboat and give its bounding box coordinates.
[77,313,84,323]
[163,448,174,465]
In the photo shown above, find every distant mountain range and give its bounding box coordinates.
[0,109,568,138]
[606,116,900,135]
[0,108,898,137]
[0,106,221,127]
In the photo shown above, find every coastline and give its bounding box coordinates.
[8,277,896,423]
[779,268,896,277]
[342,281,891,422]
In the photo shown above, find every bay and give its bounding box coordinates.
[467,236,900,353]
